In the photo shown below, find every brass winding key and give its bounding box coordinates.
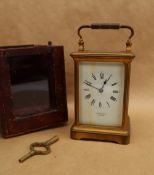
[19,135,59,163]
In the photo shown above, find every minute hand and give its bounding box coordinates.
[83,81,100,91]
[89,84,100,90]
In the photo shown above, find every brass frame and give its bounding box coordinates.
[70,52,135,144]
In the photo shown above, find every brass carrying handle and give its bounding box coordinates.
[77,23,134,52]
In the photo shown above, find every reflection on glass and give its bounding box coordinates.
[8,54,53,117]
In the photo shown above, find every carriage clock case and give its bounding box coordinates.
[0,42,68,138]
[70,23,135,144]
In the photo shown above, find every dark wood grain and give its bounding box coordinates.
[0,44,68,138]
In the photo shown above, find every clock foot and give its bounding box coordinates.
[71,117,130,145]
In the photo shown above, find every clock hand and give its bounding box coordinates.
[106,74,112,83]
[99,81,106,93]
[89,84,100,90]
[99,74,112,93]
[83,80,100,91]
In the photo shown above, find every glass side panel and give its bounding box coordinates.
[8,54,54,117]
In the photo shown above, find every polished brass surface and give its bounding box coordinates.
[70,51,134,59]
[77,23,134,51]
[71,116,130,144]
[19,135,59,163]
[71,50,134,144]
[71,23,134,144]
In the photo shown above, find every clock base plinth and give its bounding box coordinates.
[71,117,130,145]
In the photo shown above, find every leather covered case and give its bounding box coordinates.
[0,43,68,138]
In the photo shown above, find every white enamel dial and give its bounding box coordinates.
[79,62,125,126]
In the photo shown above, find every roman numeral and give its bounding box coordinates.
[91,99,95,106]
[113,90,119,93]
[99,102,102,108]
[83,80,92,86]
[112,82,118,86]
[106,101,110,108]
[85,94,91,99]
[110,96,117,101]
[92,73,96,80]
[100,72,104,79]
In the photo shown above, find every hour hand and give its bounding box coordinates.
[99,74,112,92]
[99,79,107,92]
[106,74,112,83]
[83,80,99,90]
[103,74,112,85]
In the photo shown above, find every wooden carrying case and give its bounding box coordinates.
[0,42,68,138]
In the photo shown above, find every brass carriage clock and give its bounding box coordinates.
[70,23,135,144]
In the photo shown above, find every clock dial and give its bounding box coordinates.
[79,62,125,126]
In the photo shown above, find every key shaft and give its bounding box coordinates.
[19,150,36,163]
[44,135,59,146]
